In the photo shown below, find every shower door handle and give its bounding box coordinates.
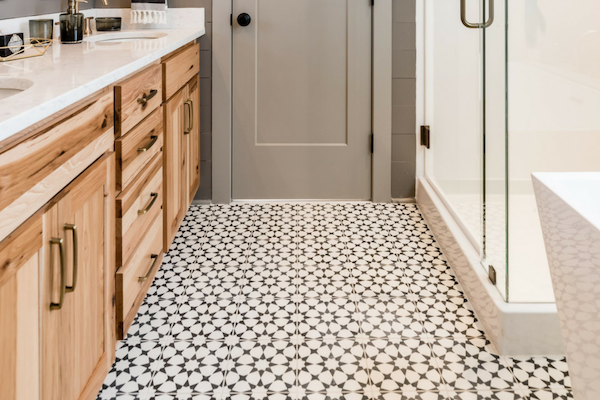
[461,0,494,29]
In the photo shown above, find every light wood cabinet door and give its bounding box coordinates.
[42,152,115,400]
[163,86,188,251]
[0,215,43,400]
[186,75,201,205]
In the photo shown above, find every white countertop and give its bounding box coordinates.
[0,8,205,143]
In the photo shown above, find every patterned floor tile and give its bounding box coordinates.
[357,296,424,338]
[365,336,443,392]
[98,340,163,395]
[431,338,515,391]
[170,296,239,341]
[225,340,297,393]
[443,390,526,399]
[297,338,370,393]
[151,340,230,394]
[377,391,447,400]
[235,296,298,341]
[507,357,571,390]
[297,264,354,298]
[243,264,297,298]
[96,203,572,400]
[297,296,361,339]
[124,297,178,341]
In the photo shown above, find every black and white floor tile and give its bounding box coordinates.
[96,203,572,400]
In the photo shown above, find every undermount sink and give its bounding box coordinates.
[84,31,168,43]
[0,78,33,101]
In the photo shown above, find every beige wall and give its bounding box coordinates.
[0,0,92,19]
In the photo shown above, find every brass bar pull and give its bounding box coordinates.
[461,0,494,29]
[184,100,192,134]
[49,238,66,310]
[137,89,158,107]
[189,99,194,131]
[138,192,158,215]
[137,135,159,153]
[64,224,78,293]
[138,254,159,282]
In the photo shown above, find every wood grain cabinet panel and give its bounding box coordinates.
[116,213,163,339]
[0,91,114,243]
[163,86,189,251]
[0,215,43,400]
[116,152,163,269]
[162,43,200,101]
[115,64,163,137]
[42,152,115,400]
[116,107,163,192]
[187,75,201,204]
[163,75,201,251]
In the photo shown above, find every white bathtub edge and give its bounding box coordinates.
[416,177,564,356]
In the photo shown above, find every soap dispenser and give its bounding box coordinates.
[60,0,87,44]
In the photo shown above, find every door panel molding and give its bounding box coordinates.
[212,0,392,203]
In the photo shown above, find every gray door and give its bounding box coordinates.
[232,0,372,200]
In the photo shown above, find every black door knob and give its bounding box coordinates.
[237,13,252,27]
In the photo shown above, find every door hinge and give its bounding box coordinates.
[230,14,233,26]
[370,133,374,153]
[420,125,431,149]
[488,265,497,285]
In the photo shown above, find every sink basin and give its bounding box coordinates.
[0,78,33,101]
[84,31,168,43]
[533,172,600,400]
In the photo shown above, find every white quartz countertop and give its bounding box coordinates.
[0,9,205,143]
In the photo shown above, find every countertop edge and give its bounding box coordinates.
[0,27,205,146]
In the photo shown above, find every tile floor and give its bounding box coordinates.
[96,203,572,400]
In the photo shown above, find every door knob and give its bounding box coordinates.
[237,13,252,27]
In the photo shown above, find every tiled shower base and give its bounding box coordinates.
[96,203,572,400]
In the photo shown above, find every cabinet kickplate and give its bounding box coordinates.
[488,265,497,285]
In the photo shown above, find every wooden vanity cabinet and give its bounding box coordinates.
[0,214,43,400]
[163,74,201,251]
[42,152,115,400]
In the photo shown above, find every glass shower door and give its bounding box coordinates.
[424,0,508,300]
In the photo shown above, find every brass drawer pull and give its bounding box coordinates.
[139,254,159,282]
[137,135,159,153]
[137,89,158,108]
[49,237,66,311]
[64,224,78,293]
[184,100,193,134]
[138,192,158,215]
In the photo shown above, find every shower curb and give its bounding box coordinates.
[416,177,564,356]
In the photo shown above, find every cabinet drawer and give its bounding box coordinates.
[0,91,113,243]
[116,107,163,192]
[163,43,200,100]
[116,212,163,339]
[115,64,163,136]
[116,152,163,268]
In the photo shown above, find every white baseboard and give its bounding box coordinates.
[391,198,416,204]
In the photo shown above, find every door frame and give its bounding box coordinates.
[212,0,392,203]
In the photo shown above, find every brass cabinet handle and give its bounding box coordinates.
[49,237,66,311]
[137,135,159,153]
[138,192,158,215]
[137,89,158,108]
[139,254,159,282]
[64,224,78,293]
[184,100,193,134]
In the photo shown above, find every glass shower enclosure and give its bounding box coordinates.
[423,0,600,303]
